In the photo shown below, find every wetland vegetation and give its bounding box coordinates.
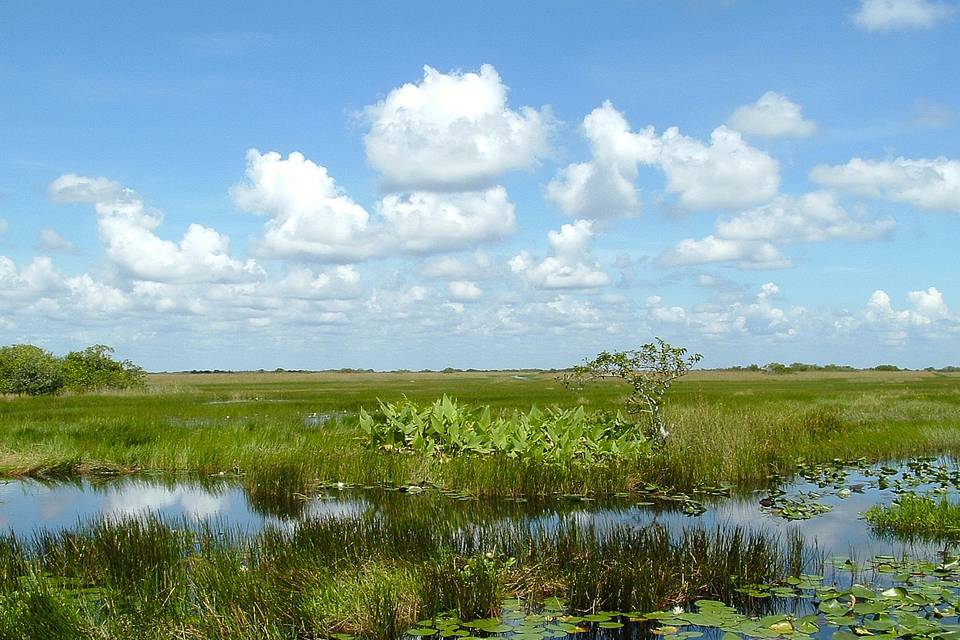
[2,366,959,495]
[2,354,960,639]
[865,494,960,541]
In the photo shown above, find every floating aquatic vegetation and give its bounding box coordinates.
[760,457,960,522]
[400,554,960,640]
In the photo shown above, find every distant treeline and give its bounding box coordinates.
[728,362,959,374]
[179,367,561,374]
[175,364,959,376]
[0,344,145,396]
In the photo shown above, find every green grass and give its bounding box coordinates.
[864,494,960,540]
[1,370,959,495]
[0,511,802,640]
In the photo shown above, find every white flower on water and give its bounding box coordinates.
[672,606,684,614]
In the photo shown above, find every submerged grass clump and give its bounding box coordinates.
[0,512,803,640]
[864,494,960,540]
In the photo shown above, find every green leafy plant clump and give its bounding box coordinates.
[359,395,651,466]
[864,494,960,540]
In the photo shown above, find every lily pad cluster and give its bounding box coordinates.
[403,598,635,638]
[760,458,960,521]
[650,555,960,640]
[398,554,960,640]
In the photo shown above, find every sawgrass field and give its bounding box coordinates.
[2,369,959,495]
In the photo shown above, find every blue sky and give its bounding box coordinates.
[1,0,959,370]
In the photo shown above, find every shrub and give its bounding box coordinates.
[62,344,146,392]
[562,338,702,442]
[0,343,145,396]
[0,344,65,396]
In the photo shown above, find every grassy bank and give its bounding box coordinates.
[1,370,959,494]
[0,511,802,640]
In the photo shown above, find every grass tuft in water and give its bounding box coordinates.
[864,494,960,540]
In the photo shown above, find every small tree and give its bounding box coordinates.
[0,344,66,396]
[63,344,146,392]
[562,338,702,442]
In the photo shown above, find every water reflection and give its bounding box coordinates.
[0,463,956,560]
[0,476,367,537]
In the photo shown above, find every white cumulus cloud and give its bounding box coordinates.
[546,101,658,219]
[363,64,550,191]
[419,253,492,280]
[66,274,130,313]
[51,174,263,284]
[378,188,516,253]
[659,125,780,210]
[660,236,791,270]
[644,282,804,339]
[548,102,780,218]
[509,219,611,289]
[231,150,377,262]
[0,256,65,300]
[448,280,483,301]
[37,228,80,254]
[272,266,363,301]
[233,150,518,262]
[727,91,817,138]
[810,156,960,212]
[661,192,895,269]
[714,192,895,243]
[858,287,954,344]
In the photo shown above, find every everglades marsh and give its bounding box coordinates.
[3,367,960,639]
[7,1,960,636]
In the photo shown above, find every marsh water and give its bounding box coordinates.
[2,462,954,558]
[2,460,957,639]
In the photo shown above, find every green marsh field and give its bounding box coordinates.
[3,369,960,639]
[3,369,959,493]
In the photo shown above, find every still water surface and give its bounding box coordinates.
[1,463,952,560]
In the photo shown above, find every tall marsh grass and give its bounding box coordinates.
[0,513,804,640]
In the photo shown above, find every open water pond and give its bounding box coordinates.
[2,459,959,639]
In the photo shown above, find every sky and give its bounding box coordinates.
[1,0,959,371]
